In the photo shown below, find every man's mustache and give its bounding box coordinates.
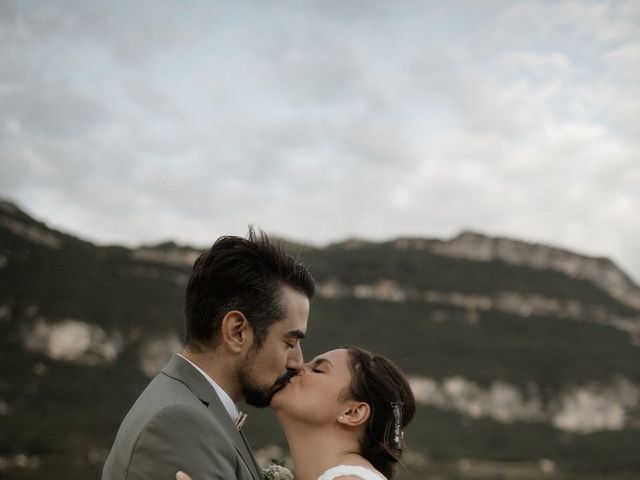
[273,369,297,389]
[266,370,298,405]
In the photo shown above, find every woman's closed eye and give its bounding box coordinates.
[308,357,332,373]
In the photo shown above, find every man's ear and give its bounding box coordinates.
[220,310,252,353]
[338,401,370,427]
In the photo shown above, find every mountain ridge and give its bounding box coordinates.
[3,196,637,300]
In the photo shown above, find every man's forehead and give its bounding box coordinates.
[270,317,306,336]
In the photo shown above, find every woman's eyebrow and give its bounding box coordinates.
[311,357,333,367]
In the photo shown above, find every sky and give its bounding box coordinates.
[1,0,639,282]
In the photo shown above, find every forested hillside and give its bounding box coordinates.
[1,198,639,480]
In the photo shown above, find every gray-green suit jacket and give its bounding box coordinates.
[102,354,263,480]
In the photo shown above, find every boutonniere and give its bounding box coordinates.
[262,463,294,480]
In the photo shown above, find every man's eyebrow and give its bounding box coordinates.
[285,329,306,340]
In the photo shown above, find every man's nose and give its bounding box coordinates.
[286,343,304,372]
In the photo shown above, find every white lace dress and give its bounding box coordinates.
[317,465,387,480]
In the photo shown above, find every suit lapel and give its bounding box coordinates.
[204,398,262,480]
[161,355,262,480]
[238,428,264,479]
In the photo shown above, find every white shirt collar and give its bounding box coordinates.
[178,354,239,421]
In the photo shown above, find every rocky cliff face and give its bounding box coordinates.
[0,199,63,249]
[393,231,640,310]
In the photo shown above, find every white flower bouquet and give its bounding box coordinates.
[262,463,294,480]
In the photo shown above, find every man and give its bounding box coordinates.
[102,228,315,480]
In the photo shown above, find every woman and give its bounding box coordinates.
[179,345,415,480]
[271,345,415,480]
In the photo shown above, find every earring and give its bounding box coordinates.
[339,415,344,420]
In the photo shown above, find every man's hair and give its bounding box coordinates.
[184,227,315,350]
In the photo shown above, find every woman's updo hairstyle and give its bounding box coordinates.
[343,346,416,479]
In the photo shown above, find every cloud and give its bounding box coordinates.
[0,0,639,281]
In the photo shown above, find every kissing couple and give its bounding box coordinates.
[102,228,415,480]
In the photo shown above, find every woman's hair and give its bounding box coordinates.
[343,346,416,479]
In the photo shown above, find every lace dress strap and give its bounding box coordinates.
[317,465,387,480]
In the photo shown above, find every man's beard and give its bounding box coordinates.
[238,359,295,408]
